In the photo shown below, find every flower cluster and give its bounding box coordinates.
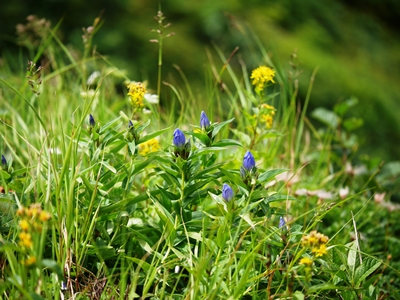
[300,231,329,267]
[139,138,160,155]
[259,103,276,129]
[250,66,275,94]
[127,82,146,109]
[17,203,51,266]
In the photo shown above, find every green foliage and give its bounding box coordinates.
[0,11,399,299]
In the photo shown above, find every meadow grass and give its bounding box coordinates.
[1,14,400,300]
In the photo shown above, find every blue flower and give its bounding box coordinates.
[1,155,7,169]
[243,151,255,170]
[200,111,211,129]
[279,217,286,229]
[173,129,186,148]
[222,183,234,202]
[89,114,95,127]
[128,120,134,128]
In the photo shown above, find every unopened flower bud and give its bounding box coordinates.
[243,151,255,171]
[222,183,234,202]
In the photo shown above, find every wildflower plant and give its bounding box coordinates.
[0,14,395,300]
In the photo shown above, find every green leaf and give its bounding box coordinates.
[190,131,211,146]
[137,125,172,144]
[354,258,381,287]
[230,129,251,146]
[334,97,358,117]
[308,283,343,293]
[136,119,151,134]
[212,118,235,138]
[99,116,121,134]
[347,241,358,281]
[100,161,117,174]
[41,259,64,279]
[258,168,289,184]
[219,168,248,190]
[343,117,363,131]
[265,194,297,203]
[311,107,340,129]
[212,139,242,147]
[149,194,176,246]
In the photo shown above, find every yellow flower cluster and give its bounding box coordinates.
[299,231,329,267]
[17,203,51,266]
[259,103,276,128]
[250,66,275,93]
[127,82,146,109]
[139,138,160,155]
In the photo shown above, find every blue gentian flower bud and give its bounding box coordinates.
[279,217,286,229]
[222,183,234,202]
[243,151,255,170]
[1,155,7,169]
[200,111,211,129]
[173,129,186,148]
[89,114,95,127]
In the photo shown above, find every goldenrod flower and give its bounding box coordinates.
[24,256,37,266]
[299,257,313,266]
[16,207,25,216]
[39,211,51,222]
[139,138,160,155]
[261,114,273,128]
[18,232,33,248]
[127,82,146,109]
[312,244,328,257]
[250,66,275,93]
[19,219,30,231]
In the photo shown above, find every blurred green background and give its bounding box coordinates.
[1,0,399,161]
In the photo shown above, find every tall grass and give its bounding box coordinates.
[1,13,399,300]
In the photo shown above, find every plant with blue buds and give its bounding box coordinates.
[240,150,258,187]
[173,129,191,160]
[222,183,234,202]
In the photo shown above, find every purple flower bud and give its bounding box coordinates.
[243,151,255,170]
[173,129,186,148]
[279,217,286,229]
[89,114,95,127]
[1,155,7,169]
[222,183,234,202]
[200,111,211,129]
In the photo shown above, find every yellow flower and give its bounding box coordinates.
[139,138,160,155]
[127,82,146,109]
[250,66,275,93]
[24,256,37,266]
[299,257,313,266]
[312,244,328,257]
[18,232,33,248]
[19,219,30,231]
[39,210,51,222]
[261,114,273,128]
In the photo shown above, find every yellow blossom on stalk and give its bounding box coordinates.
[24,256,37,266]
[19,219,30,231]
[39,210,51,222]
[139,138,160,155]
[258,103,276,128]
[312,244,328,257]
[251,66,275,93]
[127,82,146,109]
[18,232,33,248]
[300,257,313,266]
